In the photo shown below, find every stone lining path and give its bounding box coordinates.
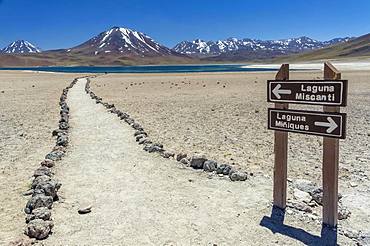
[44,78,347,245]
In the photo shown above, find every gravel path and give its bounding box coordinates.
[44,78,347,245]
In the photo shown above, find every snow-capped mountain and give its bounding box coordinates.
[1,40,41,54]
[70,26,179,56]
[173,36,353,56]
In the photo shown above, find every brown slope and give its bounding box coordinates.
[0,51,197,67]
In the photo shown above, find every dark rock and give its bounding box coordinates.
[134,130,147,137]
[52,129,65,137]
[25,194,53,214]
[190,154,207,169]
[229,171,248,181]
[125,118,135,125]
[135,134,146,142]
[40,159,54,168]
[34,180,61,200]
[59,122,69,130]
[309,188,322,205]
[56,135,68,146]
[33,167,52,178]
[203,160,217,172]
[52,145,66,153]
[132,123,143,130]
[78,205,92,214]
[138,138,152,145]
[120,113,130,120]
[216,164,234,175]
[161,151,175,158]
[143,144,164,153]
[45,151,64,161]
[25,219,54,240]
[176,153,187,162]
[180,158,190,165]
[25,207,51,223]
[31,175,52,189]
[23,189,34,196]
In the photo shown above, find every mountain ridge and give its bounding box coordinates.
[173,36,353,57]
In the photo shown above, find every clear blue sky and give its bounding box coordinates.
[0,0,369,50]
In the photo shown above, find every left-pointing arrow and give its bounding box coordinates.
[314,117,338,133]
[272,84,292,99]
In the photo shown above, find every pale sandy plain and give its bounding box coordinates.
[0,71,84,244]
[0,67,369,245]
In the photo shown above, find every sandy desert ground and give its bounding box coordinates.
[89,70,370,240]
[0,69,369,245]
[0,71,84,244]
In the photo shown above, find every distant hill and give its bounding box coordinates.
[279,33,370,61]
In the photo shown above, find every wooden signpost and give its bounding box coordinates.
[267,62,347,227]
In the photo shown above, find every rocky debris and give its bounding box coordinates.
[31,175,52,189]
[58,122,69,130]
[119,112,130,120]
[135,134,146,142]
[190,154,207,169]
[203,160,217,172]
[52,145,66,153]
[78,205,92,214]
[310,188,323,205]
[338,203,351,220]
[33,178,61,200]
[293,179,318,194]
[180,158,190,165]
[25,194,53,214]
[229,171,248,181]
[45,150,64,161]
[143,143,164,153]
[52,129,66,137]
[56,134,68,146]
[24,77,79,239]
[125,117,135,125]
[289,178,351,222]
[293,188,311,204]
[25,219,54,240]
[33,166,52,178]
[25,207,51,223]
[287,201,313,213]
[134,130,147,137]
[161,151,175,158]
[132,122,143,131]
[176,153,187,162]
[138,138,152,145]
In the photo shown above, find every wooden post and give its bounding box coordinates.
[322,62,341,227]
[273,64,289,209]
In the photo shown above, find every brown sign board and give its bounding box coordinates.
[267,80,348,106]
[268,108,346,139]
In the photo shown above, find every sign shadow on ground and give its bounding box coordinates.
[259,206,338,246]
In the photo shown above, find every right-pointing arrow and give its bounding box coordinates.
[272,84,292,99]
[314,117,338,133]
